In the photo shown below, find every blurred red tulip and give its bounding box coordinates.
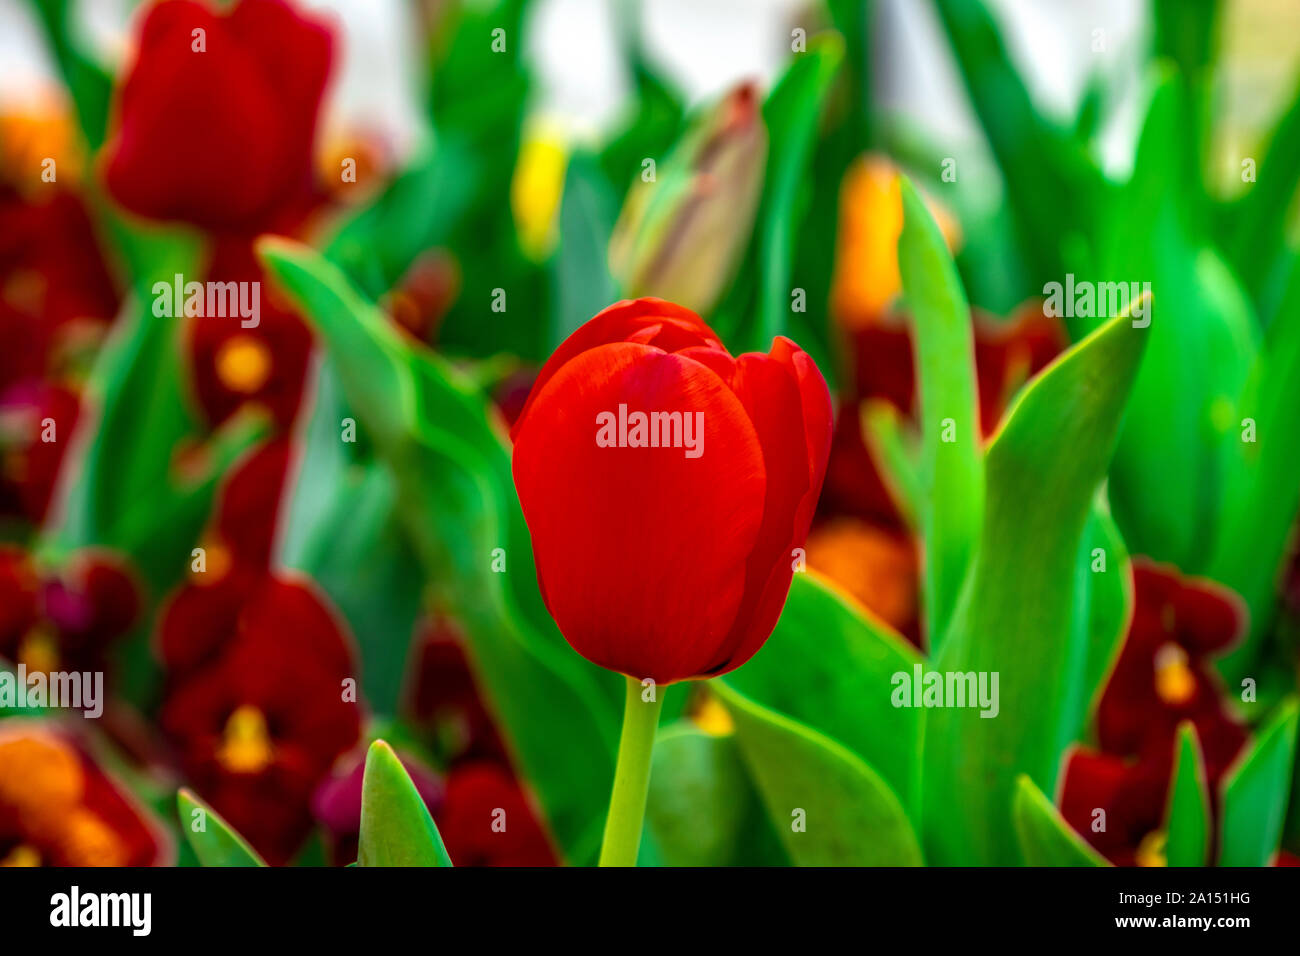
[406,617,509,765]
[436,761,557,867]
[511,298,832,684]
[0,382,81,525]
[102,0,334,235]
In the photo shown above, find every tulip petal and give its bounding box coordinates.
[512,342,765,683]
[509,299,722,441]
[704,339,832,675]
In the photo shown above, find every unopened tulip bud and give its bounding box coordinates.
[608,84,767,315]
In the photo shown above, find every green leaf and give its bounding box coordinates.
[752,35,844,348]
[325,141,475,299]
[1220,699,1299,866]
[550,151,619,348]
[358,740,452,867]
[1210,260,1300,682]
[277,361,423,715]
[598,25,686,195]
[28,0,113,148]
[1012,775,1107,866]
[860,400,920,526]
[724,572,923,817]
[1103,73,1259,571]
[644,723,786,866]
[923,314,1148,865]
[713,681,923,866]
[713,35,844,352]
[930,0,1106,288]
[257,238,621,864]
[1060,502,1133,744]
[1225,69,1300,306]
[897,176,983,641]
[177,789,266,867]
[1165,723,1211,867]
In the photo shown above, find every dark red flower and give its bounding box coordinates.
[187,243,314,429]
[436,761,557,867]
[0,186,120,374]
[492,367,539,432]
[0,546,141,678]
[0,723,168,866]
[210,437,292,566]
[311,747,444,866]
[1060,746,1173,867]
[382,249,460,344]
[1059,560,1249,865]
[1096,560,1247,778]
[0,382,80,525]
[406,617,508,765]
[156,436,293,677]
[159,575,360,864]
[102,0,334,235]
[511,298,833,684]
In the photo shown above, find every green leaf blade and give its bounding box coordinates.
[177,789,267,868]
[358,740,452,867]
[714,682,923,866]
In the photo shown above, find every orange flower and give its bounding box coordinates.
[829,154,961,331]
[0,726,165,866]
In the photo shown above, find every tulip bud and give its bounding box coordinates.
[608,84,767,315]
[511,298,832,685]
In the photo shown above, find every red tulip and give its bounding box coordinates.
[102,0,333,234]
[511,299,832,685]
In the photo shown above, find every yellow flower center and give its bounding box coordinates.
[218,705,274,773]
[0,844,41,867]
[690,693,735,736]
[1136,830,1168,867]
[18,627,60,676]
[215,336,272,394]
[1154,643,1196,706]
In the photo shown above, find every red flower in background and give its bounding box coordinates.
[0,725,167,866]
[0,186,120,387]
[0,546,140,679]
[0,383,81,524]
[1095,561,1248,774]
[187,243,314,429]
[404,618,562,866]
[1059,748,1172,867]
[102,0,334,235]
[0,154,122,526]
[511,298,832,685]
[156,438,290,677]
[1060,560,1248,865]
[159,576,360,864]
[436,761,558,867]
[407,618,508,765]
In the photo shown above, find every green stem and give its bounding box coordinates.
[598,676,665,866]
